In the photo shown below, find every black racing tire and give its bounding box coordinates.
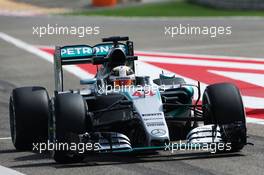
[202,83,245,125]
[202,83,246,151]
[52,93,87,164]
[9,86,49,151]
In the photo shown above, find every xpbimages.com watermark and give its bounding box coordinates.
[32,140,101,153]
[32,24,100,37]
[164,141,232,154]
[97,84,167,95]
[165,24,232,38]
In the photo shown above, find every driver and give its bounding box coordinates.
[109,65,135,87]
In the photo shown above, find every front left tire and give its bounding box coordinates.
[9,86,49,150]
[52,93,87,163]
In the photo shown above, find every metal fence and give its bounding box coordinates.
[188,0,264,10]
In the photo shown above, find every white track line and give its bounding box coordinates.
[0,10,41,17]
[139,56,264,71]
[0,165,26,175]
[0,137,11,140]
[137,50,264,62]
[0,32,93,79]
[247,118,264,125]
[0,32,263,125]
[208,70,264,88]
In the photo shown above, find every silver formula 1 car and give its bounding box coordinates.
[9,36,247,163]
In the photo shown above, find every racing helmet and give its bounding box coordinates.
[109,66,135,86]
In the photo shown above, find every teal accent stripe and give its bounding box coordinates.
[111,143,208,153]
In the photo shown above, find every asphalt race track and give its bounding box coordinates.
[0,15,264,175]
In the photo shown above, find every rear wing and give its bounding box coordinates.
[59,45,94,65]
[56,43,129,65]
[53,38,134,92]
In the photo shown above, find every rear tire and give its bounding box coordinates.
[52,93,87,163]
[9,86,49,150]
[202,83,247,151]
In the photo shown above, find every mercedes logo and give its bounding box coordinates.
[151,129,166,136]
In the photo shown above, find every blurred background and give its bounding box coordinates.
[1,0,264,16]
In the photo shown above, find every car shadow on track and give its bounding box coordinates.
[10,151,245,169]
[0,149,19,154]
